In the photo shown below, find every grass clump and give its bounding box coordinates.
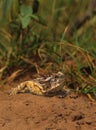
[0,0,96,100]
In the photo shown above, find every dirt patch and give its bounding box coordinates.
[0,85,96,130]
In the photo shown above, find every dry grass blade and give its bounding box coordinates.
[77,16,96,37]
[5,69,23,82]
[20,56,40,73]
[87,94,95,102]
[0,66,7,79]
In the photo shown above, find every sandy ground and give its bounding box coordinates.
[0,87,96,130]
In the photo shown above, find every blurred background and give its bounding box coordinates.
[0,0,95,72]
[0,0,96,99]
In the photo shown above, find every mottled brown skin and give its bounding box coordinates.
[10,72,67,96]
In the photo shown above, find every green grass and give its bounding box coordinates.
[0,0,96,100]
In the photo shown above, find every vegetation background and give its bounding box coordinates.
[0,0,96,100]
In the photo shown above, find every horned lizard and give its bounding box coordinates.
[10,72,68,96]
